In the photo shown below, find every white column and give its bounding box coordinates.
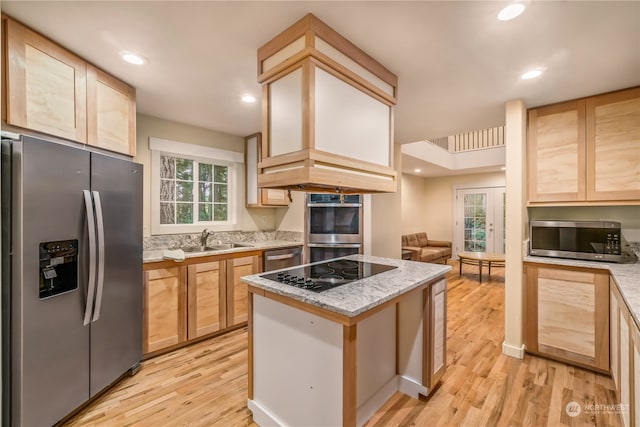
[503,99,528,359]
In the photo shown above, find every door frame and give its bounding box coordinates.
[452,184,506,258]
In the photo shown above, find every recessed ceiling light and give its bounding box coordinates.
[242,94,256,103]
[498,3,525,21]
[120,51,146,65]
[521,68,544,80]
[414,168,421,173]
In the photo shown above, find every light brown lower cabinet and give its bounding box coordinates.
[143,253,261,357]
[524,263,609,372]
[610,280,639,427]
[187,261,225,339]
[425,278,447,389]
[143,267,187,354]
[227,256,260,327]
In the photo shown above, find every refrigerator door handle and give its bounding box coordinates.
[91,190,106,322]
[83,190,97,326]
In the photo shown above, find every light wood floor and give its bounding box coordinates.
[63,262,622,427]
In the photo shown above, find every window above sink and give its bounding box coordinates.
[149,137,244,234]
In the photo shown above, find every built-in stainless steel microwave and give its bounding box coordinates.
[529,220,622,262]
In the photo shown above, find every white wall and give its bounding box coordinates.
[135,113,281,236]
[400,174,427,235]
[275,190,305,232]
[410,171,506,243]
[365,144,402,258]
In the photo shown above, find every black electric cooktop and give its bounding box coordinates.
[260,259,397,293]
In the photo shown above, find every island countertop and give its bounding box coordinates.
[241,254,451,318]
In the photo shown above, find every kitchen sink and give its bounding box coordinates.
[181,246,219,253]
[181,243,252,252]
[209,243,253,250]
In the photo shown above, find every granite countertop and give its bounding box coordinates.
[143,240,303,263]
[241,254,451,318]
[524,255,640,329]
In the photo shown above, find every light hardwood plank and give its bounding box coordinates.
[62,262,621,427]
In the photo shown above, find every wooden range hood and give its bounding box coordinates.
[257,14,398,194]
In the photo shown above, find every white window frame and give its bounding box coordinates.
[150,137,244,234]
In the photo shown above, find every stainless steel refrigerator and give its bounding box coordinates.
[1,134,143,426]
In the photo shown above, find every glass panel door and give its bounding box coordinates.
[462,192,488,252]
[455,187,505,254]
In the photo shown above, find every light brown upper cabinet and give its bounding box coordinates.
[256,13,398,194]
[2,16,136,156]
[87,65,136,156]
[245,133,290,207]
[5,17,88,143]
[528,87,640,204]
[586,88,640,202]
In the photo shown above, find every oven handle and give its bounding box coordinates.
[307,243,361,248]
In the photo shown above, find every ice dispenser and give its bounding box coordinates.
[39,239,78,299]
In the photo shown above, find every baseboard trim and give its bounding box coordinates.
[502,341,525,359]
[356,376,399,426]
[247,399,284,427]
[398,375,429,399]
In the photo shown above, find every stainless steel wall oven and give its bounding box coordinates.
[306,194,363,262]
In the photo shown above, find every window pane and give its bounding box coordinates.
[199,203,212,221]
[214,184,227,203]
[176,203,193,224]
[160,179,175,201]
[160,203,175,224]
[199,183,212,202]
[199,163,213,182]
[214,204,227,221]
[160,156,175,179]
[176,158,193,180]
[214,165,228,183]
[176,181,193,202]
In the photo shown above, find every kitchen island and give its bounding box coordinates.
[241,254,451,427]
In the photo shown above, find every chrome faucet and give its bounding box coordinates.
[199,229,211,247]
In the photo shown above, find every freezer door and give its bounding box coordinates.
[9,136,91,426]
[89,153,143,396]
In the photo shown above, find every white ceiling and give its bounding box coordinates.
[3,1,639,175]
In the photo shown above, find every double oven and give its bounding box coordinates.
[305,193,363,263]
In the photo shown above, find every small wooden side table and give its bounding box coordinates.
[457,251,505,282]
